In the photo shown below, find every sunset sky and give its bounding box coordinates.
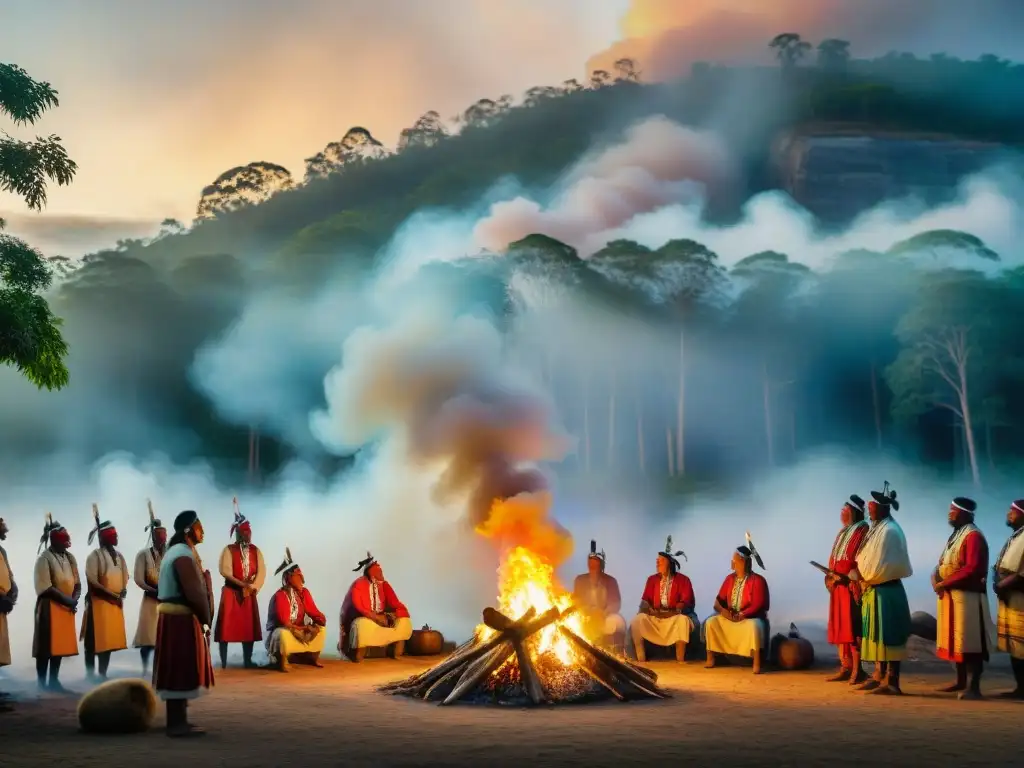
[2,0,1022,255]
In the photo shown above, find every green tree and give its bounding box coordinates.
[195,161,294,219]
[396,111,448,152]
[887,229,1000,263]
[886,270,1012,487]
[817,39,851,73]
[0,63,76,389]
[304,127,389,181]
[770,33,812,71]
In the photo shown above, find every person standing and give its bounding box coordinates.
[850,482,913,695]
[824,495,870,684]
[133,501,167,675]
[153,510,215,737]
[213,499,266,669]
[0,517,18,711]
[32,514,81,691]
[81,504,130,681]
[993,499,1024,698]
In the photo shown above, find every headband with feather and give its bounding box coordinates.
[869,481,900,511]
[353,551,377,572]
[229,496,249,537]
[144,498,165,541]
[738,531,765,570]
[588,539,606,565]
[658,535,687,570]
[275,547,300,577]
[38,512,65,553]
[87,502,115,546]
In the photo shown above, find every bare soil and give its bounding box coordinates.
[2,648,1022,767]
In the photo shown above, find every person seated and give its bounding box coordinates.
[572,540,626,652]
[629,536,699,663]
[265,548,327,672]
[704,534,770,674]
[339,552,412,662]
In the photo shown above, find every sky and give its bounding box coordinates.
[3,0,1023,254]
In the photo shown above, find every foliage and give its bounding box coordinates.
[304,127,390,181]
[195,161,294,219]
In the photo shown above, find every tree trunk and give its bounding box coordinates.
[635,398,645,476]
[958,385,981,488]
[607,369,616,469]
[666,427,675,476]
[985,420,995,473]
[676,329,685,475]
[870,358,883,451]
[762,359,775,466]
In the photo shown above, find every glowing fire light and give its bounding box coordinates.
[475,546,586,666]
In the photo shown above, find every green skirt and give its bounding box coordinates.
[861,581,911,662]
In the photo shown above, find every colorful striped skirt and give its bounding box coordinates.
[861,580,911,662]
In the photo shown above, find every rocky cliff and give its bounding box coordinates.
[773,125,1018,226]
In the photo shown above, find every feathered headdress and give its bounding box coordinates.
[738,530,765,570]
[274,547,299,577]
[353,551,377,572]
[870,481,899,511]
[87,503,114,546]
[229,496,249,538]
[588,539,606,566]
[38,513,64,554]
[144,499,164,542]
[658,535,687,571]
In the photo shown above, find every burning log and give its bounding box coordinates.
[382,605,669,706]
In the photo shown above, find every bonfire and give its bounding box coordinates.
[382,546,669,706]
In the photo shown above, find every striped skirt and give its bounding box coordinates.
[861,581,911,662]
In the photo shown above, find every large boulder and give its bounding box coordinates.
[77,678,158,735]
[910,611,938,642]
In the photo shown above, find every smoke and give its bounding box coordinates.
[473,116,737,257]
[589,0,1024,82]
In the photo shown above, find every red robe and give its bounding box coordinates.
[937,527,989,662]
[827,521,869,645]
[339,577,409,640]
[571,572,622,614]
[266,587,326,633]
[214,544,263,643]
[714,573,770,620]
[640,573,696,613]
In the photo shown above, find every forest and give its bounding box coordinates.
[3,34,1024,491]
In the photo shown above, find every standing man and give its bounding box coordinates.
[704,534,770,674]
[933,497,993,699]
[0,517,18,710]
[33,514,81,692]
[153,510,215,738]
[214,499,265,669]
[81,504,130,681]
[572,540,625,653]
[825,495,870,684]
[265,548,327,672]
[629,536,698,663]
[850,482,913,695]
[339,552,412,662]
[133,500,167,675]
[993,499,1024,698]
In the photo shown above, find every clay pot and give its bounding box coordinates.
[407,625,444,656]
[775,636,815,670]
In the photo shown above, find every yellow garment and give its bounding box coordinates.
[348,616,413,649]
[996,528,1024,659]
[935,534,995,659]
[0,545,12,666]
[704,614,767,658]
[80,548,129,654]
[629,613,696,648]
[33,550,80,658]
[132,548,162,647]
[267,625,326,663]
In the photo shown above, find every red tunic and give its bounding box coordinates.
[571,573,622,614]
[339,577,409,638]
[213,544,263,643]
[937,528,990,662]
[714,573,770,619]
[640,573,696,613]
[266,587,326,633]
[827,521,869,645]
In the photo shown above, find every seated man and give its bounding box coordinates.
[572,540,625,652]
[265,548,327,672]
[704,534,770,674]
[629,536,698,663]
[339,552,412,662]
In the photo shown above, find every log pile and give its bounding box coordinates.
[380,606,669,706]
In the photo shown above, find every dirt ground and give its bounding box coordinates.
[3,647,1023,768]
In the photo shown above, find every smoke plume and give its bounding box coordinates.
[473,116,736,256]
